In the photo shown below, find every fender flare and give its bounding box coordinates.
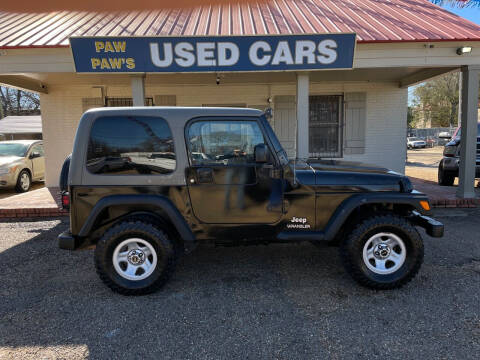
[323,192,429,241]
[78,194,195,244]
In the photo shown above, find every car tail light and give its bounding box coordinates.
[62,192,70,209]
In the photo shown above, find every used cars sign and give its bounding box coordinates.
[70,34,356,73]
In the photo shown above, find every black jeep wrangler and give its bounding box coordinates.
[58,107,443,295]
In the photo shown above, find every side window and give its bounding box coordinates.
[87,116,175,175]
[187,120,266,165]
[31,144,44,156]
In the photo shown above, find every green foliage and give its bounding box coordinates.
[410,72,459,128]
[407,106,415,129]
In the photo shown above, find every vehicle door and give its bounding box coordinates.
[29,143,45,180]
[185,117,283,224]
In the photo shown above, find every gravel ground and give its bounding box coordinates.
[0,210,479,359]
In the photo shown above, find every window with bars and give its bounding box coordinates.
[105,97,154,107]
[309,95,343,158]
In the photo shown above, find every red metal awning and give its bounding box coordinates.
[1,0,480,49]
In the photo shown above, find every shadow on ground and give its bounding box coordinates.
[0,214,479,359]
[405,161,438,168]
[0,183,44,200]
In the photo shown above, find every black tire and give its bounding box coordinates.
[95,221,176,295]
[15,169,31,193]
[59,154,72,192]
[438,160,455,186]
[340,214,424,290]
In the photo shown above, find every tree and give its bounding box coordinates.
[429,0,480,7]
[0,86,40,118]
[411,72,460,128]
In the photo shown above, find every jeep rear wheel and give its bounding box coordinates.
[340,214,424,290]
[95,221,176,295]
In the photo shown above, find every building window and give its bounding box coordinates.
[309,95,343,158]
[87,116,175,175]
[105,97,154,106]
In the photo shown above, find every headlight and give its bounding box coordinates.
[443,146,457,157]
[0,166,17,175]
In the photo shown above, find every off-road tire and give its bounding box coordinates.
[340,214,424,290]
[15,169,31,193]
[95,221,176,295]
[59,154,71,192]
[438,160,455,186]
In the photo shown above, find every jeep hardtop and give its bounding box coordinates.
[58,107,443,295]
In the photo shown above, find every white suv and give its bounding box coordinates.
[407,137,426,149]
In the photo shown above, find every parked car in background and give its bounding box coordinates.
[425,137,436,148]
[407,137,426,149]
[438,123,480,186]
[0,140,45,192]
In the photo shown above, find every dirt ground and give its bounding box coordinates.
[404,147,476,186]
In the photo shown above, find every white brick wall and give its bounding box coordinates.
[40,81,406,186]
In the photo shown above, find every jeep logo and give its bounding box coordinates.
[291,217,307,224]
[287,217,310,229]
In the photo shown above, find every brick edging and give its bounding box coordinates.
[430,198,479,208]
[0,208,68,218]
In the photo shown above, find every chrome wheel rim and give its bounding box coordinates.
[20,173,30,191]
[362,232,406,275]
[112,238,157,281]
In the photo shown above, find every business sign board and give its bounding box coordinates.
[70,34,356,73]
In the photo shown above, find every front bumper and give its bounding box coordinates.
[410,211,444,238]
[0,173,17,187]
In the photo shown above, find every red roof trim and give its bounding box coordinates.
[4,37,480,50]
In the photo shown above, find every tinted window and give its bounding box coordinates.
[187,120,265,165]
[87,116,175,175]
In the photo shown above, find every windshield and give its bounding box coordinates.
[0,143,28,157]
[454,123,480,138]
[408,137,421,141]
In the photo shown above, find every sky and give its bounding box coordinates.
[442,4,480,24]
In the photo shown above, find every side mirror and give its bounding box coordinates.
[254,144,268,163]
[438,132,452,139]
[29,152,40,159]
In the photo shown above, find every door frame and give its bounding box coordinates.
[183,115,283,225]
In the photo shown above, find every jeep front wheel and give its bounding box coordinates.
[95,221,176,295]
[340,214,424,290]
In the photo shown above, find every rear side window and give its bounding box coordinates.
[87,116,175,175]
